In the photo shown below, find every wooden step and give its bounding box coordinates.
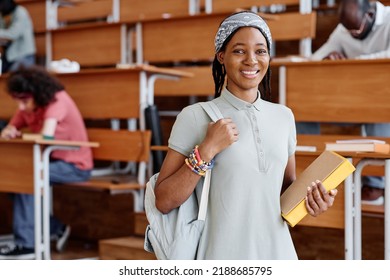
[99,236,156,260]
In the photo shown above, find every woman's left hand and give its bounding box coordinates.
[305,180,337,217]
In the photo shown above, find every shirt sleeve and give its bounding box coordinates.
[168,104,207,157]
[9,110,26,129]
[310,24,345,61]
[44,96,67,122]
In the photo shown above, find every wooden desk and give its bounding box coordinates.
[50,22,126,67]
[56,65,193,128]
[0,65,193,124]
[120,0,193,22]
[0,138,98,260]
[154,65,213,97]
[297,134,390,260]
[275,59,390,123]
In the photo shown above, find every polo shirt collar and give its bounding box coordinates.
[221,87,262,111]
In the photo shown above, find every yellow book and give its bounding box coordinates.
[280,151,355,227]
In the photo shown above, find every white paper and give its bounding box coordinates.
[296,145,317,152]
[335,139,385,144]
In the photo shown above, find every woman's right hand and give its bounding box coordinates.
[1,125,21,139]
[198,118,239,161]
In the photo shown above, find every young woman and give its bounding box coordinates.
[153,11,337,259]
[0,66,92,259]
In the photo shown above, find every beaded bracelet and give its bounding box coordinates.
[185,158,206,176]
[185,145,215,177]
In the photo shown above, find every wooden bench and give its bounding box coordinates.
[62,128,151,211]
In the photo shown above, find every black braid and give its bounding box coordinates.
[212,57,226,98]
[259,68,272,101]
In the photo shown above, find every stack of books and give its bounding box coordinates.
[325,139,390,154]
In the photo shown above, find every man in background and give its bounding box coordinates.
[298,0,390,205]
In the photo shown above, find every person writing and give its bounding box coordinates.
[154,11,337,259]
[311,0,390,61]
[0,0,36,73]
[299,0,390,204]
[0,66,93,259]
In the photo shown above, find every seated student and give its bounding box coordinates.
[298,0,390,205]
[0,66,93,259]
[0,0,36,73]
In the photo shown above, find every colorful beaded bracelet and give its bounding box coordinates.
[185,145,215,177]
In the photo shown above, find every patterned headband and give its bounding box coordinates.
[214,11,272,53]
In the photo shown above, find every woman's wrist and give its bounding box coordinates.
[197,143,216,162]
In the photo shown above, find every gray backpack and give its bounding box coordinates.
[144,101,223,259]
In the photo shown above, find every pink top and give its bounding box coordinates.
[10,90,93,170]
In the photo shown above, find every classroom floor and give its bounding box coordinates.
[290,214,384,260]
[50,214,384,260]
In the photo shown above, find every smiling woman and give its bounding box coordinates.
[151,11,337,260]
[215,27,269,103]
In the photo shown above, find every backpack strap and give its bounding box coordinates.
[199,101,224,122]
[196,101,223,221]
